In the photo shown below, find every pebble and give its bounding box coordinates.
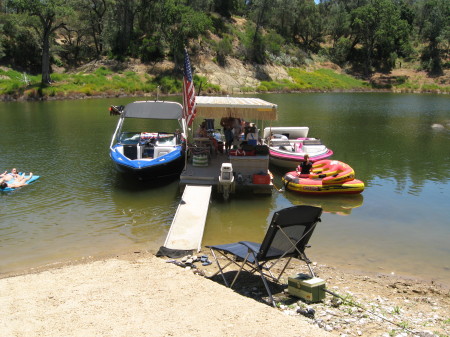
[324,324,333,332]
[172,258,448,336]
[394,333,407,337]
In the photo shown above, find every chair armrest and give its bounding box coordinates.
[238,241,261,254]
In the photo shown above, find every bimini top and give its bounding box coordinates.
[195,96,277,121]
[123,101,183,119]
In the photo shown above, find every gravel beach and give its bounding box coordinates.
[1,251,448,337]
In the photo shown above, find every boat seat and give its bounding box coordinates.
[154,146,175,158]
[123,145,138,160]
[280,145,294,152]
[303,139,322,145]
[273,140,291,147]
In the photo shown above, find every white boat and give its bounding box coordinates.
[109,101,186,179]
[262,126,333,169]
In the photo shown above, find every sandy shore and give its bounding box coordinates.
[0,252,330,337]
[1,251,449,337]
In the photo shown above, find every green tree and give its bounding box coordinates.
[213,0,239,18]
[8,0,72,84]
[0,14,41,72]
[291,0,324,52]
[270,0,298,42]
[352,0,410,75]
[76,0,109,58]
[108,0,139,58]
[157,0,211,65]
[326,1,351,48]
[416,0,449,74]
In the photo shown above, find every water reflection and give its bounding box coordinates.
[284,192,364,216]
[109,173,181,245]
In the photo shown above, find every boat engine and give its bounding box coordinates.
[218,163,235,200]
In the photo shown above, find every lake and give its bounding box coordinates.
[1,93,449,285]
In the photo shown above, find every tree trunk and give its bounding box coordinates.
[41,28,52,85]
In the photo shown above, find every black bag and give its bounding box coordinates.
[255,145,269,155]
[242,143,256,152]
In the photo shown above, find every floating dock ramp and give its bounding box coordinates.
[163,184,212,253]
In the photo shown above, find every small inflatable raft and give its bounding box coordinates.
[1,173,40,192]
[282,160,364,194]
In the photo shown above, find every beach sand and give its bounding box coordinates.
[1,251,449,337]
[0,252,330,337]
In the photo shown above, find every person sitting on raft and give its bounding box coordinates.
[0,173,33,190]
[0,168,20,183]
[296,155,312,175]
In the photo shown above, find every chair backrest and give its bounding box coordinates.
[257,205,322,260]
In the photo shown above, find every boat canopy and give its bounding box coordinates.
[123,101,183,119]
[195,96,277,121]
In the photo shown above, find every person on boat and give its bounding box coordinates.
[195,122,208,138]
[232,118,242,142]
[0,173,33,190]
[245,122,257,143]
[297,155,313,175]
[220,117,234,153]
[195,121,219,154]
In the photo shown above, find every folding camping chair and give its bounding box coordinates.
[206,205,322,306]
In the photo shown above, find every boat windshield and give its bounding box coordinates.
[156,134,176,146]
[118,132,177,146]
[118,132,141,145]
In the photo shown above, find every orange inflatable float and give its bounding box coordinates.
[282,160,364,194]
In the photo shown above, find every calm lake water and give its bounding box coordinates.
[1,93,449,285]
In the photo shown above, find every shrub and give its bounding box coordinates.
[139,35,165,63]
[95,67,113,77]
[215,35,233,66]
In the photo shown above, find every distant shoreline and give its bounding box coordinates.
[1,87,448,103]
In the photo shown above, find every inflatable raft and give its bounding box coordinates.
[0,173,40,192]
[282,160,364,194]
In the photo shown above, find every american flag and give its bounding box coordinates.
[182,48,196,127]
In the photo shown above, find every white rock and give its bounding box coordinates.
[431,123,445,129]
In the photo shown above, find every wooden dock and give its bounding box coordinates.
[163,184,212,252]
[180,151,273,193]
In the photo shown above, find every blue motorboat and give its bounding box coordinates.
[109,101,186,179]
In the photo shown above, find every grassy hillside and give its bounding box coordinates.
[1,59,448,101]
